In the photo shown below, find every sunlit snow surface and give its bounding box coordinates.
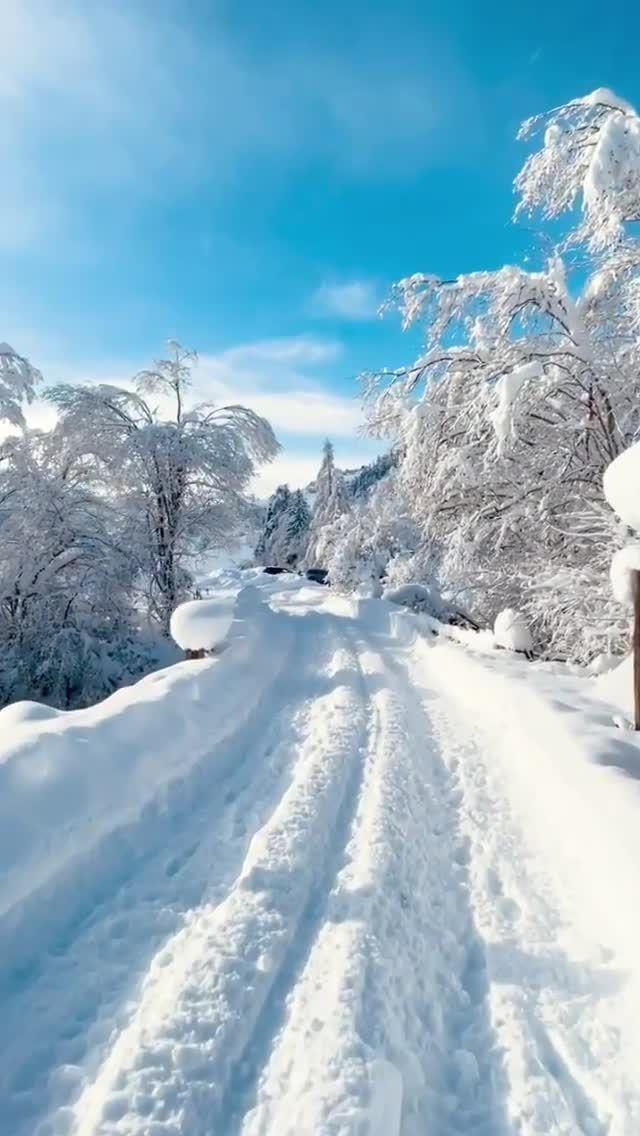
[1,571,640,1135]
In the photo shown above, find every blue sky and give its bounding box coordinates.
[3,0,640,493]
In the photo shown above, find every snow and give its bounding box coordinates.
[169,593,236,650]
[0,585,279,946]
[383,582,442,616]
[579,87,635,113]
[489,362,539,454]
[610,544,640,604]
[493,607,533,653]
[4,574,640,1135]
[595,652,634,716]
[604,441,640,532]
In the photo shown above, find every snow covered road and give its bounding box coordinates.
[2,576,640,1135]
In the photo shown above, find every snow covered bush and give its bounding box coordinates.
[493,609,533,655]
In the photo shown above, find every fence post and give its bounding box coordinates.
[633,569,640,731]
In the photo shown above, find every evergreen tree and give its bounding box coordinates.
[254,484,292,564]
[284,489,311,565]
[305,440,350,567]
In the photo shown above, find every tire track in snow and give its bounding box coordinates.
[64,618,370,1136]
[224,623,378,1131]
[237,623,508,1136]
[2,606,329,1136]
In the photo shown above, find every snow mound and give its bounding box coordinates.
[383,583,442,617]
[587,652,618,676]
[610,544,640,605]
[170,594,235,651]
[604,441,640,532]
[493,608,533,653]
[0,701,62,729]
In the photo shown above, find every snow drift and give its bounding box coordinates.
[0,587,287,937]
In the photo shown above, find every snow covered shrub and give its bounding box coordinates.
[493,609,533,654]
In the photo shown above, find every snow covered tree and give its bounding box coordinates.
[254,484,292,565]
[284,489,311,566]
[0,426,145,708]
[515,88,640,255]
[305,440,350,567]
[254,485,311,568]
[349,451,398,498]
[47,342,279,632]
[325,474,420,596]
[0,342,41,428]
[362,89,640,661]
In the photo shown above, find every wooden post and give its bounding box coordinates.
[634,569,640,731]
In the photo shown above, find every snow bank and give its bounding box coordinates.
[170,593,236,651]
[604,441,640,532]
[493,608,533,653]
[388,610,640,979]
[0,586,289,935]
[610,544,640,604]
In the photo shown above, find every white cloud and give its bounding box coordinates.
[312,279,381,321]
[222,337,342,369]
[252,454,323,498]
[252,440,384,498]
[193,336,363,439]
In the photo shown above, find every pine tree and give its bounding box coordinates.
[305,440,350,567]
[284,489,311,566]
[254,484,292,564]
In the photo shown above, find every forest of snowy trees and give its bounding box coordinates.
[255,87,640,665]
[4,86,640,708]
[0,342,277,708]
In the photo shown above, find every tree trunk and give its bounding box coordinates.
[185,648,205,660]
[633,569,640,731]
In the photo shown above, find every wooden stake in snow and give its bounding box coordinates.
[633,569,640,731]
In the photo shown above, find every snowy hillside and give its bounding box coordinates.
[2,570,640,1135]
